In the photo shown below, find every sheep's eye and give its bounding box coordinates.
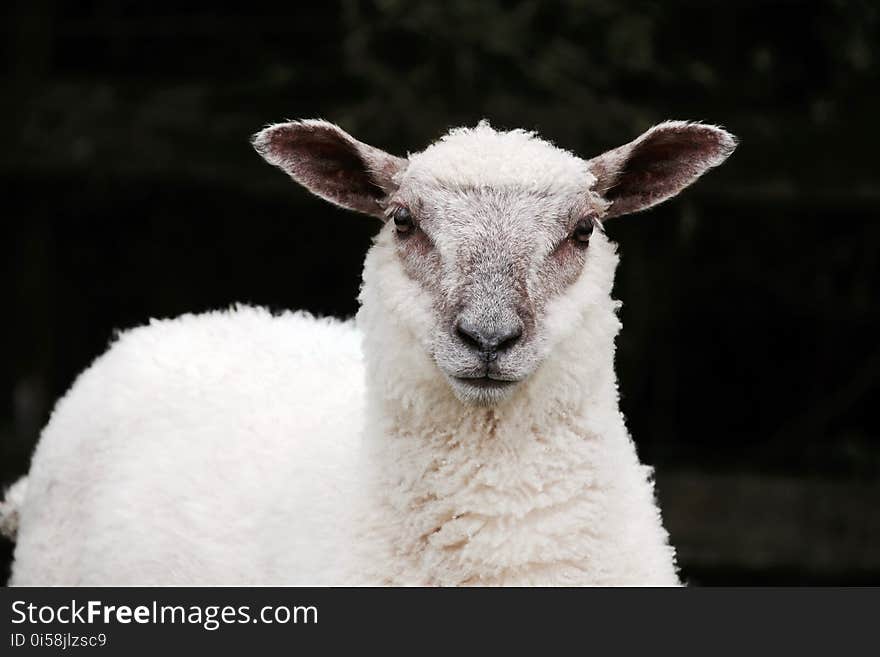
[571,218,594,246]
[392,207,414,235]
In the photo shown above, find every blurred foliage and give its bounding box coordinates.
[1,0,879,582]
[4,0,878,193]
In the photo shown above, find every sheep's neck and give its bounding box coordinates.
[361,330,633,585]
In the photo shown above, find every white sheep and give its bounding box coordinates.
[2,118,735,585]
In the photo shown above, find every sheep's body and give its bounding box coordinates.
[11,310,366,585]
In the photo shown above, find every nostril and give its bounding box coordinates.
[495,325,523,352]
[455,321,484,351]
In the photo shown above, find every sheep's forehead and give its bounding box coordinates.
[411,186,580,257]
[401,122,592,194]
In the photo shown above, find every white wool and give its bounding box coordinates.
[402,121,593,194]
[11,309,366,585]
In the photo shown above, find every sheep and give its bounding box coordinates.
[3,118,736,585]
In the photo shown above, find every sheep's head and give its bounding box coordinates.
[253,119,736,405]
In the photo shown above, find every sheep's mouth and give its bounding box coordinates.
[445,373,523,405]
[453,376,518,389]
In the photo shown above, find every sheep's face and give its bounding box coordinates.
[383,128,606,404]
[254,119,736,405]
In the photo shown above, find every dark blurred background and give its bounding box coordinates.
[1,0,878,585]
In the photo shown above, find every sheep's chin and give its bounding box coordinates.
[445,375,520,406]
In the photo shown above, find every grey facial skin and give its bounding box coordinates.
[388,185,599,405]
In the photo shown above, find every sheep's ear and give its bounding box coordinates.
[252,120,406,219]
[587,121,737,220]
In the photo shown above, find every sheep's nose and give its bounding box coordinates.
[455,319,523,361]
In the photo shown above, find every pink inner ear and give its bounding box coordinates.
[254,121,405,217]
[608,137,701,209]
[596,123,736,219]
[268,126,385,201]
